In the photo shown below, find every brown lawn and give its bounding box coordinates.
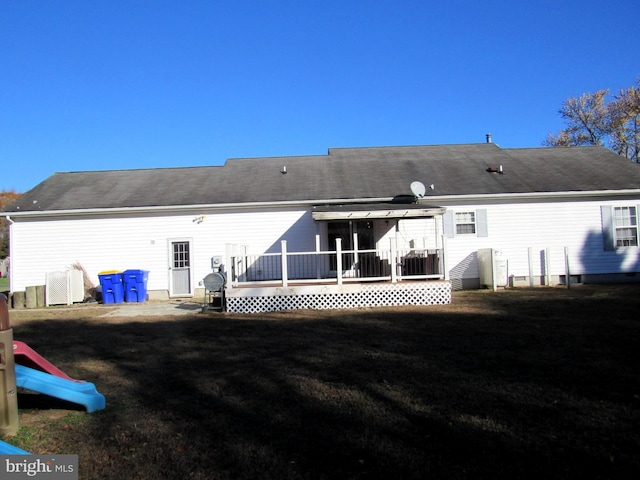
[2,284,640,479]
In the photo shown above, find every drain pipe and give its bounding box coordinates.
[4,216,13,294]
[0,293,19,436]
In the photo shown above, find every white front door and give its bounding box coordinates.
[169,239,192,297]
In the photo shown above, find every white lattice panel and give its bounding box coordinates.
[226,282,451,313]
[45,271,71,306]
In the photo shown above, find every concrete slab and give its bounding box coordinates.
[99,300,204,317]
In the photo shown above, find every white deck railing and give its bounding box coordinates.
[230,239,444,287]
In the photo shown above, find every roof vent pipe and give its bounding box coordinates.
[486,133,492,143]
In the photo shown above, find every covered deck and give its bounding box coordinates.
[224,240,451,313]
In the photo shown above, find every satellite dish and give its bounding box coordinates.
[410,181,426,198]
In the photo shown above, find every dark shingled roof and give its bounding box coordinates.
[4,143,640,213]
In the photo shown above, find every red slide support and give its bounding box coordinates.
[12,341,76,382]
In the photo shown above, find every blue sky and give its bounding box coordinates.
[1,0,638,192]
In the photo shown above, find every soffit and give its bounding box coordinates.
[312,202,445,220]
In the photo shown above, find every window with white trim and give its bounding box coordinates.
[614,206,638,246]
[455,211,476,235]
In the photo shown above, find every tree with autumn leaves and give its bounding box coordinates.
[0,190,21,258]
[544,79,640,162]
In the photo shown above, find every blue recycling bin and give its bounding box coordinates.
[98,271,124,304]
[123,269,149,303]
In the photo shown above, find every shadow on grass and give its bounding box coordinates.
[8,285,640,479]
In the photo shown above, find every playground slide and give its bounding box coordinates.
[13,341,74,381]
[15,365,106,413]
[0,439,30,454]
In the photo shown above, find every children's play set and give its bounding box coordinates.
[0,293,106,454]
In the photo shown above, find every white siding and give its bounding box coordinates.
[442,199,640,285]
[372,219,439,254]
[9,207,314,293]
[8,197,640,295]
[396,218,439,250]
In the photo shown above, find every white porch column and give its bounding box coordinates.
[564,246,571,289]
[281,240,288,287]
[390,237,398,283]
[353,225,360,268]
[442,234,449,280]
[315,224,321,279]
[336,238,343,285]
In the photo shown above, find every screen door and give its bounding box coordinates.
[170,240,192,296]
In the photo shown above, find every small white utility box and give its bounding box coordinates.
[478,248,508,291]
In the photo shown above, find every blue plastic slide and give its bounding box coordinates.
[0,439,30,454]
[15,365,106,413]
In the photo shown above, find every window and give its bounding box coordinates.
[614,206,638,246]
[601,205,640,250]
[172,241,191,268]
[443,209,488,238]
[455,212,476,234]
